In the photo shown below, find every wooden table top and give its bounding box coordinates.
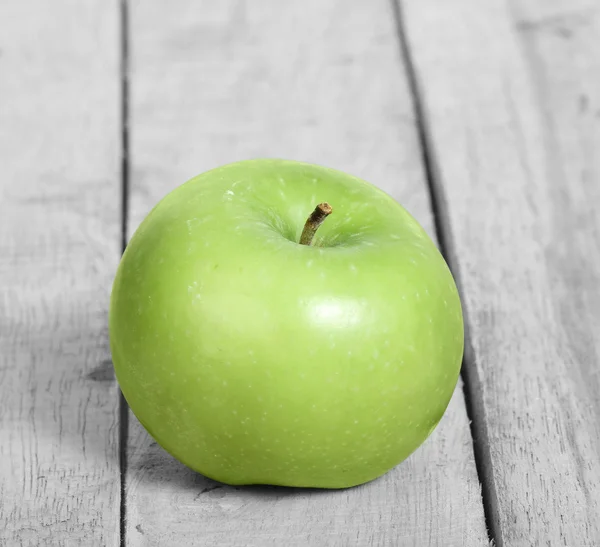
[2,0,598,545]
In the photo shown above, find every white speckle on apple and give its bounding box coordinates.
[367,364,375,371]
[306,259,314,268]
[384,362,390,368]
[186,218,202,233]
[373,349,380,359]
[222,380,228,387]
[349,263,357,273]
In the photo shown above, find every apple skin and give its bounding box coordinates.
[110,159,463,489]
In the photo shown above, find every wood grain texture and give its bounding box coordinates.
[400,0,600,544]
[125,0,488,545]
[0,1,121,545]
[127,383,482,546]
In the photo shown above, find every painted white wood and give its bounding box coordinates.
[127,382,484,546]
[400,0,600,544]
[125,0,488,545]
[0,1,121,545]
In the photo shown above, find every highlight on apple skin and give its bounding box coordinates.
[109,159,464,489]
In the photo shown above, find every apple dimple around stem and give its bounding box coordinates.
[299,203,333,246]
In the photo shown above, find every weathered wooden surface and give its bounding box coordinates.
[400,0,600,544]
[4,0,598,544]
[0,1,121,545]
[125,0,488,545]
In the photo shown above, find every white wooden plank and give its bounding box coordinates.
[127,382,482,546]
[0,1,121,545]
[400,0,600,544]
[125,1,488,545]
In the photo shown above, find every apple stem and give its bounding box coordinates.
[299,203,333,246]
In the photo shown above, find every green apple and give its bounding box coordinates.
[110,159,463,489]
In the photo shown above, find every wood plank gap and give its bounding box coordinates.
[390,0,500,544]
[119,0,131,545]
[121,0,131,253]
